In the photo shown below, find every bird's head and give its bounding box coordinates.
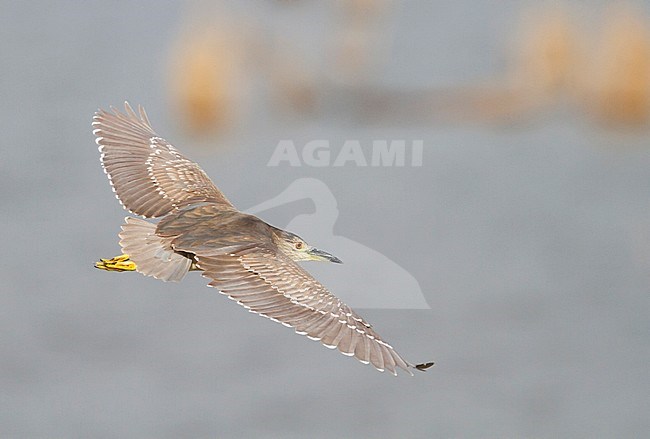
[273,230,342,263]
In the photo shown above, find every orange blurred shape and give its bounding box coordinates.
[330,0,391,85]
[512,5,582,96]
[588,4,650,125]
[270,49,318,114]
[340,0,386,21]
[168,27,244,135]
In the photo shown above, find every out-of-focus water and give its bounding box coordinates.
[1,1,649,437]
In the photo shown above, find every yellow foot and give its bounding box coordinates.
[95,254,137,272]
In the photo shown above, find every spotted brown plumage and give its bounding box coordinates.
[93,103,234,218]
[94,102,433,375]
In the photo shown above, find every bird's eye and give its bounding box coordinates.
[295,242,303,250]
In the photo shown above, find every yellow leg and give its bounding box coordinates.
[95,254,137,272]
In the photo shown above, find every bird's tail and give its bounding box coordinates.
[117,217,193,282]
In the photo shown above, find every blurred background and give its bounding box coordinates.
[2,0,650,437]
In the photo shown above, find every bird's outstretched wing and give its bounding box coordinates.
[93,102,234,218]
[191,244,431,375]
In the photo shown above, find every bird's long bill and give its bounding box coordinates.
[308,247,342,263]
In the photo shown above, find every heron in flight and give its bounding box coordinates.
[93,103,433,376]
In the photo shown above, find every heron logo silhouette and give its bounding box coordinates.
[246,178,431,309]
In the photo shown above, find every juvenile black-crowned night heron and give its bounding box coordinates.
[93,103,433,376]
